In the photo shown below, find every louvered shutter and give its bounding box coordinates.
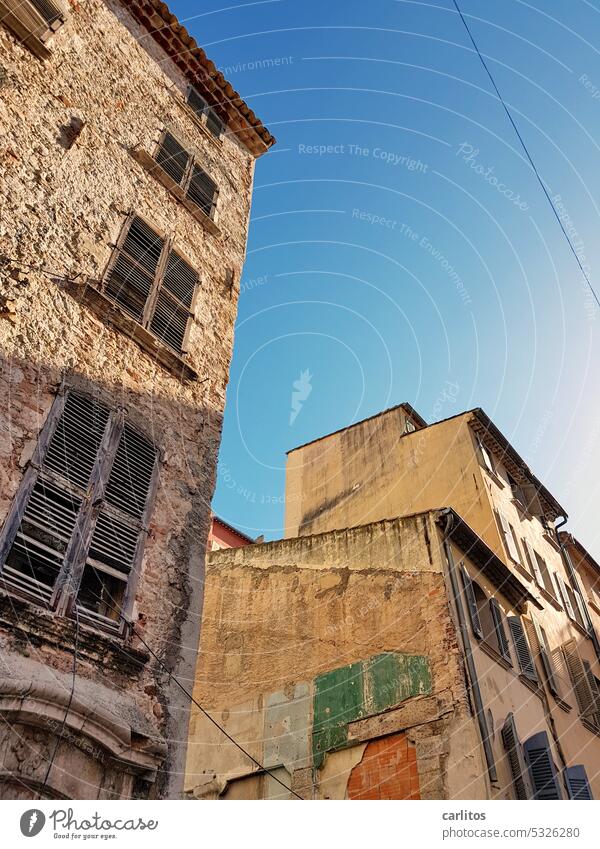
[508,616,538,681]
[155,132,191,186]
[565,765,593,800]
[77,423,157,631]
[31,0,64,26]
[105,216,163,321]
[573,590,588,631]
[524,732,562,799]
[524,539,543,585]
[461,565,483,639]
[555,572,575,618]
[0,392,109,604]
[497,511,520,563]
[583,661,600,728]
[149,249,198,353]
[205,108,224,138]
[530,616,559,696]
[501,713,532,799]
[489,598,512,663]
[562,640,598,723]
[186,164,217,217]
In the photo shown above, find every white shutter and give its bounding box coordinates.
[555,572,575,618]
[524,539,543,585]
[498,511,520,563]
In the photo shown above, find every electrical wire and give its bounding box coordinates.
[451,0,600,311]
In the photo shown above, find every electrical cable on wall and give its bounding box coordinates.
[451,0,600,311]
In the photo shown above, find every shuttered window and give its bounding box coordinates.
[489,598,512,664]
[477,437,495,474]
[501,713,532,799]
[186,86,225,139]
[508,616,538,682]
[529,616,559,697]
[496,511,522,566]
[565,765,593,799]
[0,390,158,634]
[153,131,218,219]
[104,215,199,355]
[562,640,600,730]
[461,565,483,639]
[523,731,563,799]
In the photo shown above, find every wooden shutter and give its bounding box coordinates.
[530,616,559,696]
[523,538,543,585]
[489,598,512,663]
[562,640,598,724]
[149,249,198,354]
[583,661,600,728]
[105,216,164,321]
[573,589,588,631]
[0,392,110,605]
[76,422,158,631]
[508,616,538,681]
[497,511,520,563]
[205,108,224,138]
[501,713,532,799]
[155,131,191,186]
[461,565,483,639]
[565,765,593,800]
[555,572,575,618]
[186,164,218,217]
[524,732,563,799]
[520,482,544,517]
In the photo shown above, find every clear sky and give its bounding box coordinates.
[172,0,600,555]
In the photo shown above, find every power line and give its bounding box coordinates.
[451,0,600,311]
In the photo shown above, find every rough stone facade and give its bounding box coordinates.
[0,0,271,798]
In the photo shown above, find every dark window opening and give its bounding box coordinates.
[186,87,224,139]
[153,131,218,219]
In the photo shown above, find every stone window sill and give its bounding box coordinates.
[552,694,573,713]
[61,278,199,382]
[483,468,505,489]
[0,589,149,674]
[537,585,562,611]
[131,146,221,238]
[582,717,600,737]
[517,673,544,698]
[0,0,64,60]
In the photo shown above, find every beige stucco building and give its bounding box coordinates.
[0,0,272,798]
[186,403,600,800]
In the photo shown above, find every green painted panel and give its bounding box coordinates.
[312,661,363,768]
[367,652,432,713]
[311,652,432,768]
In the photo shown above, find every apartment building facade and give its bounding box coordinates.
[0,0,273,799]
[186,403,600,799]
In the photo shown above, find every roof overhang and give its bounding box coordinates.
[437,507,542,611]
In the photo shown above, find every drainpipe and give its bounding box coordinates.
[441,510,497,783]
[554,516,600,664]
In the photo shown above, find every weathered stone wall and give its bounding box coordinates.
[0,0,258,798]
[186,514,488,799]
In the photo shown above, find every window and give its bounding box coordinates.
[477,437,496,475]
[555,572,587,629]
[522,538,558,600]
[529,615,559,697]
[562,640,600,731]
[496,511,523,567]
[403,419,416,434]
[501,713,533,799]
[507,616,538,682]
[153,131,218,219]
[186,86,225,139]
[523,731,563,799]
[0,390,158,634]
[461,567,512,664]
[0,0,65,59]
[507,472,526,508]
[104,215,199,354]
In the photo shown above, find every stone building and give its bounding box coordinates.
[186,403,600,799]
[0,0,273,799]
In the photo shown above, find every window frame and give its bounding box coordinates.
[185,85,225,139]
[0,0,66,60]
[102,212,201,357]
[152,129,219,221]
[0,387,160,637]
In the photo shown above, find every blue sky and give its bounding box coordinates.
[172,0,600,554]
